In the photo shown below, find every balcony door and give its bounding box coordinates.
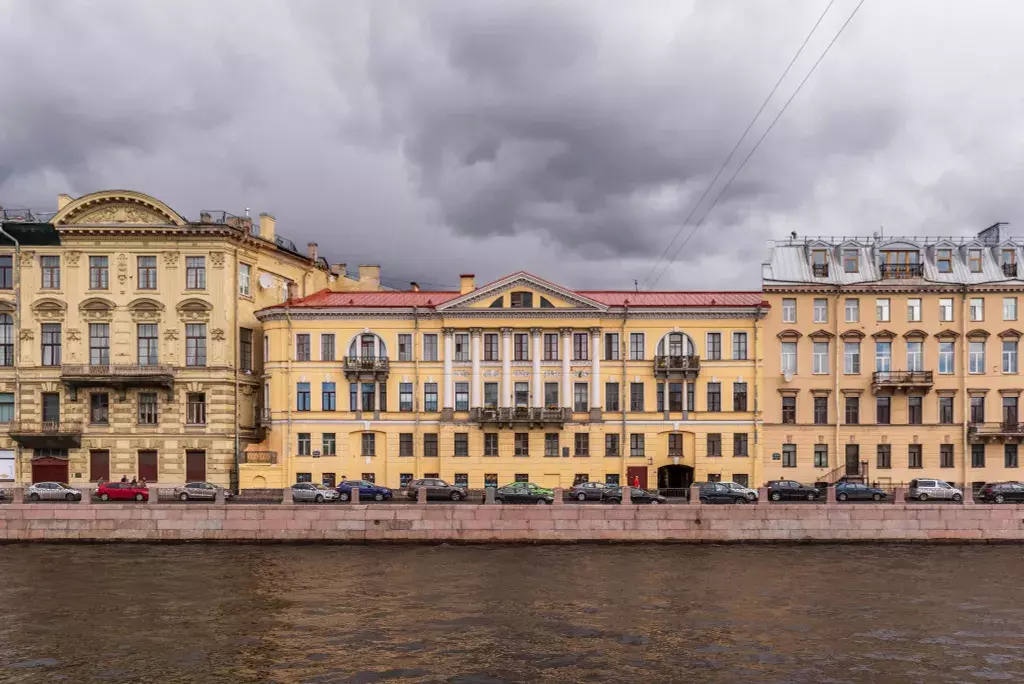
[1003,397,1018,425]
[41,392,60,425]
[186,450,207,482]
[845,444,860,477]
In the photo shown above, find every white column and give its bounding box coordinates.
[501,328,513,407]
[442,328,454,410]
[470,328,482,408]
[561,328,572,408]
[590,327,601,409]
[531,328,543,408]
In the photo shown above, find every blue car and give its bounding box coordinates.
[337,479,393,502]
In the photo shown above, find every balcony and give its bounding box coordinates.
[7,420,83,449]
[812,263,829,277]
[61,364,174,390]
[968,422,1024,443]
[871,370,934,393]
[257,407,273,428]
[653,355,701,379]
[241,450,278,465]
[342,356,390,380]
[879,263,924,279]
[1003,262,1018,278]
[471,407,570,428]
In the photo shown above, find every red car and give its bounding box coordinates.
[96,482,149,502]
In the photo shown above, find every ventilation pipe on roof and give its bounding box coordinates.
[57,193,73,210]
[331,263,347,278]
[460,274,475,294]
[359,265,381,290]
[259,213,276,241]
[410,282,420,292]
[307,242,318,262]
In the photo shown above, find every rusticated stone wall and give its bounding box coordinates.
[1,503,1024,542]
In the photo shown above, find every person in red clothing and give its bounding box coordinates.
[632,475,640,488]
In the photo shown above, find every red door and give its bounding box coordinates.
[186,450,206,482]
[32,457,69,484]
[626,467,648,489]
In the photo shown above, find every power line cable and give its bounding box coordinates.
[648,0,866,289]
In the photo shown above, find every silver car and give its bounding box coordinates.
[908,478,963,502]
[722,481,758,501]
[27,482,82,502]
[173,482,233,502]
[291,483,340,503]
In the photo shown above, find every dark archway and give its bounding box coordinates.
[658,464,694,491]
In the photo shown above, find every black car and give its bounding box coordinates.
[697,482,750,504]
[978,482,1024,503]
[766,480,820,501]
[492,483,555,505]
[405,478,468,501]
[568,481,609,501]
[601,486,667,505]
[834,482,887,502]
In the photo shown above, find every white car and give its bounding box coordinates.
[27,482,83,502]
[721,481,758,501]
[908,478,963,502]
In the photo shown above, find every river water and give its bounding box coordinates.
[1,544,1023,683]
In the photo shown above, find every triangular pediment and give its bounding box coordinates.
[436,272,608,312]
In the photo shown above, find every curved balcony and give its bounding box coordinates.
[871,370,933,394]
[471,407,570,428]
[968,422,1024,443]
[653,355,701,380]
[61,364,174,390]
[342,356,389,380]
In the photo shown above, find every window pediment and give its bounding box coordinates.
[998,328,1023,340]
[967,329,991,340]
[79,297,115,322]
[871,329,896,339]
[129,298,165,323]
[776,329,803,340]
[31,297,66,322]
[934,329,960,340]
[902,329,928,340]
[807,329,835,340]
[176,298,212,322]
[839,330,865,340]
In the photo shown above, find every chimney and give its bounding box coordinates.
[358,264,381,289]
[259,212,276,241]
[460,274,475,294]
[286,282,298,301]
[307,242,319,262]
[330,263,347,278]
[200,211,212,223]
[57,193,73,210]
[410,281,420,292]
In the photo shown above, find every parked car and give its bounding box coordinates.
[766,480,820,501]
[492,482,555,504]
[696,482,749,504]
[291,482,340,503]
[721,481,758,501]
[568,481,609,501]
[834,482,887,502]
[404,478,468,501]
[601,486,668,505]
[337,479,393,502]
[173,482,232,501]
[978,482,1024,504]
[26,482,82,502]
[96,482,149,502]
[908,478,963,502]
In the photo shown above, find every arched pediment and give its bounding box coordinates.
[177,298,212,322]
[51,190,187,227]
[903,329,928,340]
[32,297,67,322]
[79,297,115,322]
[129,297,165,323]
[0,300,16,314]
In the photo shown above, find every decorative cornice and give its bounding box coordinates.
[998,328,1023,339]
[807,329,835,340]
[839,329,865,340]
[871,329,896,340]
[966,329,991,340]
[934,329,960,339]
[776,329,802,340]
[902,329,928,340]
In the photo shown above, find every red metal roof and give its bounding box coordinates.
[284,289,461,308]
[579,291,767,307]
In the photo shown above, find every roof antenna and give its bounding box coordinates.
[790,231,797,240]
[633,279,639,293]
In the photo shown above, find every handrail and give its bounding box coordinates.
[653,355,701,371]
[8,420,83,434]
[241,451,277,464]
[342,356,390,372]
[61,363,173,376]
[872,370,933,384]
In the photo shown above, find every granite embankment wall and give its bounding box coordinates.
[1,503,1024,542]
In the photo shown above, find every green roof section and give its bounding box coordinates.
[0,221,62,246]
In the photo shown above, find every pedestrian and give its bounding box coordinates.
[120,474,128,483]
[130,476,138,487]
[140,477,147,489]
[632,475,640,488]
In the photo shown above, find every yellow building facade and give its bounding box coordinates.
[0,190,376,489]
[762,224,1024,490]
[241,272,766,491]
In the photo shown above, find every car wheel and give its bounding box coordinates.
[577,493,587,501]
[837,493,848,502]
[770,492,782,501]
[536,499,547,505]
[995,493,1005,504]
[450,492,462,501]
[135,493,144,502]
[100,493,109,501]
[806,493,816,501]
[66,493,76,502]
[29,493,40,502]
[339,492,350,502]
[650,499,661,505]
[180,493,189,501]
[872,493,882,502]
[918,493,929,501]
[607,498,620,504]
[314,494,324,504]
[374,493,384,501]
[495,498,504,505]
[734,497,746,505]
[747,492,757,501]
[699,497,709,504]
[952,493,963,503]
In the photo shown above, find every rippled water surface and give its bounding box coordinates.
[2,544,1024,682]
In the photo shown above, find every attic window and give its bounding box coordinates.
[1002,249,1016,266]
[936,249,952,273]
[969,249,983,273]
[842,249,858,273]
[510,291,533,308]
[811,250,828,277]
[540,297,554,308]
[489,297,504,308]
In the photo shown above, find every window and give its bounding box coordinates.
[361,433,376,456]
[294,334,312,362]
[604,333,619,360]
[41,255,60,289]
[781,342,797,374]
[732,332,748,360]
[939,298,953,322]
[707,433,722,457]
[876,341,892,372]
[782,298,796,323]
[630,383,645,412]
[479,382,496,408]
[264,334,269,365]
[138,451,159,483]
[184,324,207,367]
[702,333,720,361]
[90,393,109,424]
[1003,396,1018,424]
[397,382,412,412]
[972,443,986,468]
[514,433,529,456]
[0,392,13,423]
[906,342,923,372]
[1006,298,1019,321]
[844,342,860,374]
[876,298,890,322]
[908,445,922,469]
[813,298,828,323]
[657,383,665,412]
[940,444,954,468]
[85,322,110,365]
[239,328,253,371]
[845,396,859,424]
[423,334,438,361]
[544,433,559,457]
[938,396,953,424]
[663,433,682,457]
[669,382,683,412]
[908,396,922,425]
[537,382,555,409]
[398,334,413,361]
[628,333,644,360]
[687,383,695,412]
[575,434,589,457]
[510,291,533,308]
[938,341,954,374]
[876,396,890,425]
[298,434,313,457]
[706,383,721,412]
[137,256,157,289]
[544,333,559,360]
[323,433,337,456]
[315,333,334,362]
[296,473,312,483]
[186,256,206,289]
[971,395,985,423]
[454,333,469,361]
[630,434,645,457]
[781,396,796,424]
[732,382,747,412]
[845,298,859,323]
[877,444,891,469]
[1004,340,1018,373]
[907,298,921,322]
[132,323,157,366]
[483,433,498,457]
[812,249,828,272]
[605,434,620,457]
[1003,248,1017,268]
[936,249,952,273]
[814,444,829,468]
[424,433,438,457]
[733,433,748,456]
[1008,445,1020,468]
[813,341,828,374]
[515,473,529,483]
[89,450,110,483]
[455,382,469,411]
[968,249,983,273]
[483,333,499,361]
[605,382,619,412]
[424,383,438,412]
[514,333,529,361]
[842,249,859,273]
[970,298,984,321]
[573,383,588,412]
[186,393,206,425]
[41,392,59,423]
[782,444,796,468]
[573,333,589,360]
[1,316,15,366]
[89,256,109,289]
[41,323,61,366]
[813,396,828,425]
[454,433,469,457]
[238,263,251,296]
[969,341,986,374]
[323,382,337,411]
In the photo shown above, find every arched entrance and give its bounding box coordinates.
[657,464,694,490]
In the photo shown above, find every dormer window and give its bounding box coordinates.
[812,250,828,277]
[510,291,533,308]
[936,249,952,273]
[1002,248,1018,277]
[968,249,983,273]
[842,249,859,273]
[880,250,922,278]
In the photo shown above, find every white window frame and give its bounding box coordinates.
[238,263,252,296]
[906,341,923,372]
[939,298,953,322]
[782,298,796,324]
[845,298,859,323]
[813,298,828,324]
[969,341,985,374]
[876,298,890,322]
[1004,297,1018,321]
[781,342,797,374]
[970,298,984,322]
[875,342,892,373]
[812,341,828,375]
[938,341,954,374]
[907,298,921,322]
[1003,340,1018,374]
[843,342,860,374]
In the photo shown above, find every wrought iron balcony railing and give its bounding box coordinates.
[472,407,570,426]
[342,356,390,375]
[1003,262,1018,278]
[968,422,1024,439]
[879,263,924,279]
[812,263,829,277]
[61,364,174,388]
[653,355,701,377]
[871,370,933,390]
[241,451,277,464]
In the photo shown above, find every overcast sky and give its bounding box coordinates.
[1,0,1021,292]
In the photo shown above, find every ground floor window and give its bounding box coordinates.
[400,473,413,487]
[296,472,312,483]
[362,473,375,483]
[972,444,985,468]
[813,444,828,468]
[707,473,721,482]
[1006,444,1019,468]
[484,474,498,487]
[908,445,923,469]
[782,444,796,468]
[605,474,620,485]
[454,473,469,488]
[514,473,529,483]
[877,444,891,469]
[185,450,206,482]
[322,473,336,488]
[940,444,954,468]
[733,473,749,487]
[90,450,110,482]
[573,473,589,485]
[138,450,158,482]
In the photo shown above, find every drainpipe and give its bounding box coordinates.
[412,306,420,486]
[620,305,628,484]
[961,285,968,491]
[0,223,21,484]
[833,285,841,485]
[752,306,760,486]
[232,246,240,493]
[285,302,293,487]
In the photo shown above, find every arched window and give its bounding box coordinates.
[656,332,694,357]
[0,314,12,366]
[348,333,387,359]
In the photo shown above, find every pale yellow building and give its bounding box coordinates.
[0,190,376,489]
[241,272,766,491]
[762,223,1024,490]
